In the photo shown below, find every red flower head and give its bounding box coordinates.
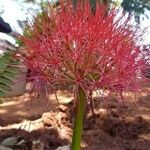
[18,0,148,98]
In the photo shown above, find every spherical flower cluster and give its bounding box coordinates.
[19,1,147,97]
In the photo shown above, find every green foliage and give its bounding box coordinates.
[0,52,20,97]
[86,0,150,23]
[121,0,150,23]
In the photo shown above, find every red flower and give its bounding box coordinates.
[18,0,148,97]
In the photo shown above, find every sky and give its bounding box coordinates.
[0,0,45,44]
[0,0,150,45]
[0,0,41,33]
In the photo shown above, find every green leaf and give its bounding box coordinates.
[0,63,8,73]
[0,90,6,97]
[0,52,21,96]
[16,39,23,46]
[0,77,14,85]
[0,53,11,63]
[10,60,20,65]
[0,83,12,91]
[2,71,17,79]
[5,66,20,74]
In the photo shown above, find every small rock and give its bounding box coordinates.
[56,112,68,122]
[1,137,18,146]
[0,145,13,150]
[55,145,70,150]
[42,112,57,127]
[57,105,68,112]
[109,109,119,117]
[31,140,44,150]
[135,116,144,123]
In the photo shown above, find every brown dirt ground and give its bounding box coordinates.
[0,88,150,150]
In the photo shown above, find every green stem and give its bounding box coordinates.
[71,85,86,150]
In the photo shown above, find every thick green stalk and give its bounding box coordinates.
[71,85,86,150]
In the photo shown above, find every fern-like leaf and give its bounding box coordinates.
[0,52,20,97]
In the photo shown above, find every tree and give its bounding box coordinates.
[90,0,150,23]
[121,0,150,23]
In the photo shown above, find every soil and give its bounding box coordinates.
[0,89,150,150]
